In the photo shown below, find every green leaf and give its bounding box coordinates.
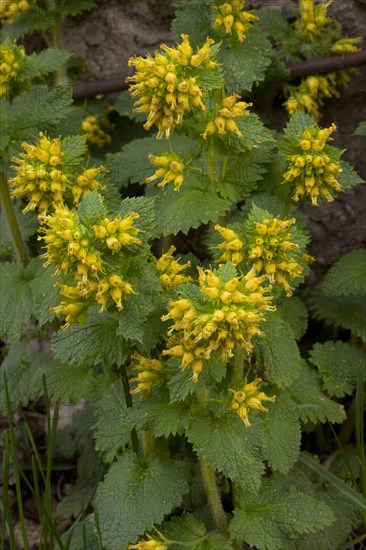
[308,290,366,341]
[262,395,301,474]
[338,160,364,190]
[0,202,38,258]
[186,409,265,493]
[172,0,212,46]
[154,184,230,236]
[119,195,156,235]
[162,513,233,550]
[52,307,131,367]
[283,112,317,143]
[0,343,43,415]
[218,28,273,93]
[77,190,107,227]
[29,264,60,325]
[230,477,336,550]
[277,296,308,340]
[125,399,190,438]
[94,452,189,550]
[354,121,366,136]
[283,363,346,425]
[60,516,101,550]
[254,311,303,388]
[309,341,366,398]
[62,135,88,169]
[93,381,130,462]
[25,48,71,78]
[318,249,366,297]
[60,0,98,16]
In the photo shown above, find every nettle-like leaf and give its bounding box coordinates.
[186,408,265,494]
[52,307,132,367]
[62,135,88,170]
[119,195,156,236]
[254,311,303,388]
[280,363,346,425]
[20,49,71,81]
[60,516,101,550]
[282,112,318,147]
[338,160,364,190]
[261,395,301,474]
[60,0,98,17]
[354,121,366,136]
[0,6,57,39]
[93,451,189,550]
[277,296,308,341]
[229,477,336,550]
[162,513,233,550]
[77,190,107,227]
[309,341,366,398]
[318,249,366,297]
[0,259,58,342]
[105,135,198,189]
[218,28,273,93]
[172,0,213,46]
[92,381,130,463]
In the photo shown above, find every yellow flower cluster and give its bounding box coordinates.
[0,0,32,23]
[284,74,339,121]
[146,153,185,191]
[247,217,303,296]
[39,205,139,325]
[80,115,112,148]
[0,42,24,97]
[283,123,343,206]
[92,213,141,252]
[214,0,259,42]
[72,166,105,204]
[230,378,275,427]
[155,245,192,288]
[331,37,362,55]
[130,353,166,394]
[162,267,274,382]
[202,93,252,139]
[214,224,244,266]
[127,34,217,139]
[128,539,167,550]
[9,133,105,213]
[294,0,332,40]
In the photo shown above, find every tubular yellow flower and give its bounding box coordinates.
[156,245,192,288]
[72,165,106,204]
[230,378,275,427]
[284,74,339,121]
[294,0,332,40]
[214,0,260,42]
[0,41,25,97]
[202,93,252,139]
[52,284,91,329]
[130,353,166,394]
[92,213,141,252]
[80,114,112,148]
[0,0,33,23]
[93,273,134,312]
[283,123,343,206]
[162,266,274,381]
[246,216,304,296]
[128,538,167,550]
[146,152,185,191]
[331,37,362,55]
[127,35,217,139]
[215,224,244,266]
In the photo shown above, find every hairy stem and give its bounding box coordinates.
[200,459,228,534]
[232,349,245,388]
[120,364,139,455]
[51,19,67,85]
[141,390,154,457]
[0,172,29,267]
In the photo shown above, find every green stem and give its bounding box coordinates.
[232,349,245,388]
[120,364,139,455]
[0,172,29,267]
[282,202,291,219]
[200,459,228,534]
[51,19,67,85]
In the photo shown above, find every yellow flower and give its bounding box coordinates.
[52,284,91,329]
[127,34,217,139]
[93,273,134,312]
[331,37,362,55]
[284,74,339,121]
[162,266,274,381]
[0,0,33,23]
[72,165,106,204]
[294,0,332,40]
[214,0,260,42]
[283,123,343,206]
[214,224,244,266]
[130,353,166,394]
[156,245,192,287]
[80,114,112,148]
[92,213,141,252]
[202,93,252,139]
[128,538,167,550]
[0,41,25,97]
[146,152,185,190]
[230,378,275,426]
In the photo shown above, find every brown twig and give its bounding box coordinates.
[71,50,366,100]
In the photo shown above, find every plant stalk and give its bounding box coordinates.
[0,172,30,267]
[200,459,228,535]
[120,364,139,455]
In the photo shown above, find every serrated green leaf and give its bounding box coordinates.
[338,160,364,190]
[62,135,88,169]
[125,400,190,438]
[52,307,131,367]
[60,517,101,550]
[283,112,317,143]
[230,477,335,550]
[217,150,268,201]
[94,452,189,550]
[77,190,107,227]
[93,381,130,463]
[218,28,273,93]
[0,202,38,259]
[154,184,230,236]
[254,311,303,388]
[26,48,71,78]
[262,395,301,474]
[119,195,156,235]
[319,249,366,297]
[61,0,98,16]
[0,6,56,39]
[283,363,346,424]
[186,410,265,493]
[354,121,366,137]
[308,290,366,341]
[162,513,232,550]
[278,296,308,340]
[309,341,366,398]
[172,0,212,46]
